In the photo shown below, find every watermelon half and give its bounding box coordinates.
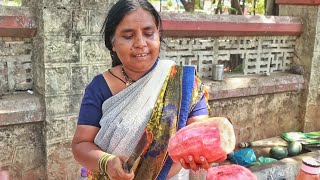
[207,164,257,180]
[168,117,235,164]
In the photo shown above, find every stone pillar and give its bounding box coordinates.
[276,0,320,132]
[22,0,114,178]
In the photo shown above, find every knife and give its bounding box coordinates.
[123,130,151,173]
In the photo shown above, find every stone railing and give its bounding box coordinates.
[159,13,303,78]
[162,36,297,77]
[0,6,36,95]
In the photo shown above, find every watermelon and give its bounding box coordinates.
[168,117,235,164]
[270,146,288,160]
[287,141,302,156]
[207,164,257,180]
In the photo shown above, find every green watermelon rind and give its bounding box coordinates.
[287,141,302,156]
[269,146,288,160]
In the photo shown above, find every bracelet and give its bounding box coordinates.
[98,153,116,175]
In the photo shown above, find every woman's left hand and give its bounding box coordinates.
[180,156,211,171]
[0,164,9,180]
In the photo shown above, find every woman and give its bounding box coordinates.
[71,0,212,179]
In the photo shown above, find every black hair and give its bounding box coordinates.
[102,0,163,67]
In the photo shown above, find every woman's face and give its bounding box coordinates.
[112,8,160,73]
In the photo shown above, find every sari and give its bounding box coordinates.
[88,60,209,180]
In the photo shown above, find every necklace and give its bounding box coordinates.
[121,66,136,86]
[108,69,127,85]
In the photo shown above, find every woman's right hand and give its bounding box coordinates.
[106,156,134,180]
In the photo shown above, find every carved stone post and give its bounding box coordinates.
[277,0,320,132]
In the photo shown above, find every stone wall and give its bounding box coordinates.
[0,123,45,180]
[279,5,320,132]
[0,92,45,180]
[0,6,46,180]
[20,0,114,179]
[210,92,304,143]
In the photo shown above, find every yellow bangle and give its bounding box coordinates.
[98,153,116,175]
[104,154,116,175]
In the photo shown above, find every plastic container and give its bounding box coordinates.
[79,167,88,180]
[296,157,320,180]
[231,148,257,166]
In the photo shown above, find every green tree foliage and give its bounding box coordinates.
[2,0,21,6]
[149,0,268,15]
[195,0,203,9]
[246,0,265,15]
[256,0,265,14]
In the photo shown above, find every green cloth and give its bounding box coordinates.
[281,132,320,146]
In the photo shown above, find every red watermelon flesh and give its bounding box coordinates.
[207,164,257,180]
[168,117,235,164]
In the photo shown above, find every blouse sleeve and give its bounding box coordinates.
[188,75,210,118]
[188,95,209,118]
[77,75,112,128]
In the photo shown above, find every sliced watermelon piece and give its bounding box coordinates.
[168,117,235,164]
[207,164,257,180]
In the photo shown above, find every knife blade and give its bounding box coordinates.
[123,130,151,173]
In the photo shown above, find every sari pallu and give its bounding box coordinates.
[89,60,209,180]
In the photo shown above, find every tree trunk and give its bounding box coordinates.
[242,0,246,13]
[215,0,223,14]
[231,0,243,15]
[265,0,279,15]
[265,0,274,15]
[180,0,196,12]
[253,0,256,15]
